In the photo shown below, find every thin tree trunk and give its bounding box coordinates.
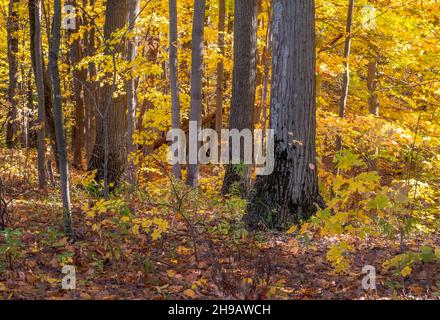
[49,0,74,240]
[368,60,379,116]
[169,0,181,179]
[25,70,34,148]
[336,0,355,152]
[186,0,206,189]
[6,0,19,148]
[30,0,47,192]
[215,0,225,138]
[244,0,324,230]
[222,0,258,197]
[126,0,140,184]
[367,58,379,171]
[258,4,272,134]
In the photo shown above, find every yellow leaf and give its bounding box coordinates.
[46,277,60,284]
[167,270,176,278]
[0,282,6,291]
[120,216,130,223]
[401,266,412,277]
[132,224,140,236]
[286,225,297,234]
[183,289,196,298]
[177,246,191,255]
[288,239,299,255]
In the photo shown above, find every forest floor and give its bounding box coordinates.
[0,153,439,300]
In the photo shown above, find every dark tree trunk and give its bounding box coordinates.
[29,0,59,170]
[169,0,181,179]
[6,0,19,148]
[69,0,85,170]
[29,0,47,192]
[244,0,323,230]
[49,0,74,240]
[42,63,60,170]
[186,0,206,189]
[83,0,97,164]
[336,0,355,152]
[88,0,129,187]
[222,0,258,197]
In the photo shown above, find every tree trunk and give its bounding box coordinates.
[29,0,47,192]
[244,0,323,230]
[126,0,140,183]
[29,0,59,172]
[169,0,181,179]
[6,0,19,148]
[69,0,85,170]
[257,3,272,134]
[83,0,97,164]
[368,60,379,116]
[367,58,379,171]
[43,63,60,170]
[49,0,74,240]
[186,0,206,189]
[215,0,225,138]
[336,0,355,152]
[88,0,129,187]
[222,0,258,197]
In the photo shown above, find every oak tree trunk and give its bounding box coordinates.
[244,0,323,230]
[88,0,129,187]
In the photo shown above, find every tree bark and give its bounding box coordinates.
[367,58,379,171]
[336,0,355,152]
[49,0,74,240]
[83,0,97,164]
[186,0,206,189]
[6,0,19,148]
[69,0,86,170]
[222,0,258,197]
[126,0,140,183]
[244,0,323,230]
[29,0,48,192]
[169,0,181,179]
[88,0,129,187]
[28,0,59,172]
